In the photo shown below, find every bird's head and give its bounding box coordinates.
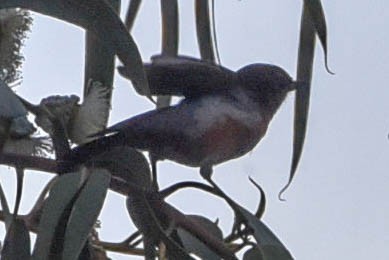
[237,64,295,116]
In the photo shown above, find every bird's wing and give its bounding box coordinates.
[70,105,196,164]
[118,55,237,98]
[103,104,191,139]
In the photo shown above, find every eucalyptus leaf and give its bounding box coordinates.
[13,168,24,216]
[0,0,150,96]
[156,0,179,109]
[195,0,216,62]
[303,0,332,73]
[32,172,82,259]
[280,4,316,200]
[249,177,266,219]
[1,219,31,260]
[81,0,119,143]
[125,0,142,31]
[161,0,179,56]
[62,169,111,260]
[83,0,119,95]
[244,247,263,260]
[126,194,194,260]
[0,181,12,229]
[236,206,293,259]
[244,246,294,260]
[177,215,223,260]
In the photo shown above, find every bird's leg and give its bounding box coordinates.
[200,166,227,198]
[200,166,237,207]
[149,153,159,191]
[199,165,213,182]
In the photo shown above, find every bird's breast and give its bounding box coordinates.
[170,95,267,166]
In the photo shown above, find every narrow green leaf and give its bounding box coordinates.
[249,177,266,219]
[32,172,82,260]
[83,0,120,96]
[244,246,294,260]
[206,180,292,259]
[62,169,110,260]
[13,168,24,216]
[156,95,172,109]
[77,0,120,144]
[125,0,142,31]
[303,0,332,73]
[177,215,223,260]
[160,0,179,57]
[237,207,293,259]
[1,219,31,260]
[126,195,194,259]
[238,207,282,247]
[244,247,263,260]
[0,181,12,229]
[279,3,316,200]
[195,0,216,63]
[158,0,179,108]
[0,0,150,97]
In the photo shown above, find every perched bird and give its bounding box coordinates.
[69,56,295,180]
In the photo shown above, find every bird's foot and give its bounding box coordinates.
[200,165,213,182]
[200,166,236,206]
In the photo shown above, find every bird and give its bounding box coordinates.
[68,56,295,182]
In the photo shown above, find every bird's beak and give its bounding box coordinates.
[289,81,299,91]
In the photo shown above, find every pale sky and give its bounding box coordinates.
[1,1,388,259]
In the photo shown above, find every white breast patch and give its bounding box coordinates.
[189,94,262,137]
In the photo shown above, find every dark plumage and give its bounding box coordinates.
[69,56,294,179]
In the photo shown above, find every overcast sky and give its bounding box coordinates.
[1,1,388,259]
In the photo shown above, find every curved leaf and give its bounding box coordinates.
[235,206,293,259]
[205,180,292,258]
[244,247,263,260]
[0,181,12,229]
[303,0,332,73]
[280,3,315,200]
[1,219,31,260]
[13,168,24,216]
[125,0,142,31]
[126,194,194,259]
[237,206,284,247]
[195,0,216,63]
[161,0,179,57]
[0,0,149,96]
[62,169,110,260]
[32,172,82,259]
[244,246,293,260]
[82,0,119,119]
[249,177,266,219]
[177,215,223,260]
[156,0,179,110]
